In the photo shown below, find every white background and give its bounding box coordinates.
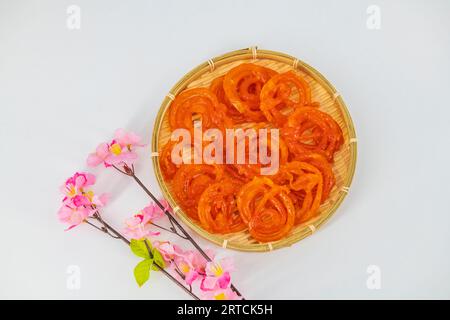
[1,0,449,299]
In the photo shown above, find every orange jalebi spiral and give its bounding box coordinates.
[260,71,312,126]
[159,140,179,180]
[293,152,335,201]
[198,179,246,234]
[237,177,295,242]
[210,76,247,124]
[223,63,277,122]
[159,137,204,180]
[274,161,323,223]
[172,164,223,220]
[281,106,343,162]
[168,88,231,132]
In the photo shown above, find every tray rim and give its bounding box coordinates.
[151,47,357,252]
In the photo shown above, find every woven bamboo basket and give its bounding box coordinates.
[151,47,357,252]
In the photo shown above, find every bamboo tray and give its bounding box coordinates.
[152,47,357,252]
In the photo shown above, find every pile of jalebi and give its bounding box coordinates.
[160,63,343,243]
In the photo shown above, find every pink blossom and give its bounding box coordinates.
[173,253,200,286]
[60,172,96,197]
[60,172,108,208]
[104,140,138,165]
[90,192,109,207]
[123,215,159,240]
[185,249,215,276]
[153,241,185,262]
[86,129,145,168]
[58,204,92,231]
[62,187,108,209]
[201,288,240,300]
[201,258,234,291]
[58,172,109,231]
[87,141,138,168]
[153,245,204,286]
[114,128,145,148]
[87,143,111,167]
[71,194,91,207]
[123,203,167,240]
[141,203,164,222]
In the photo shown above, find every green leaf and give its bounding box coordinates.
[151,248,166,271]
[134,259,153,287]
[130,239,150,259]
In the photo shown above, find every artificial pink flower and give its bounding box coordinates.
[58,204,92,231]
[201,288,240,300]
[90,192,109,207]
[104,140,138,165]
[62,193,108,210]
[141,203,164,222]
[183,249,215,277]
[153,241,185,262]
[87,129,145,168]
[173,253,200,286]
[114,128,145,148]
[123,216,159,240]
[201,258,234,291]
[87,140,138,168]
[87,143,111,167]
[71,194,91,207]
[63,191,108,208]
[60,172,109,209]
[153,243,201,285]
[123,203,166,240]
[60,172,96,197]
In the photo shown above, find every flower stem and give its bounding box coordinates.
[128,171,244,299]
[144,239,200,300]
[88,215,200,300]
[150,221,186,237]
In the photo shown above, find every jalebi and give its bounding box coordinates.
[172,164,223,220]
[274,161,323,223]
[260,71,312,126]
[169,88,231,132]
[198,179,246,234]
[161,63,343,243]
[237,177,295,242]
[223,63,277,122]
[282,106,343,161]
